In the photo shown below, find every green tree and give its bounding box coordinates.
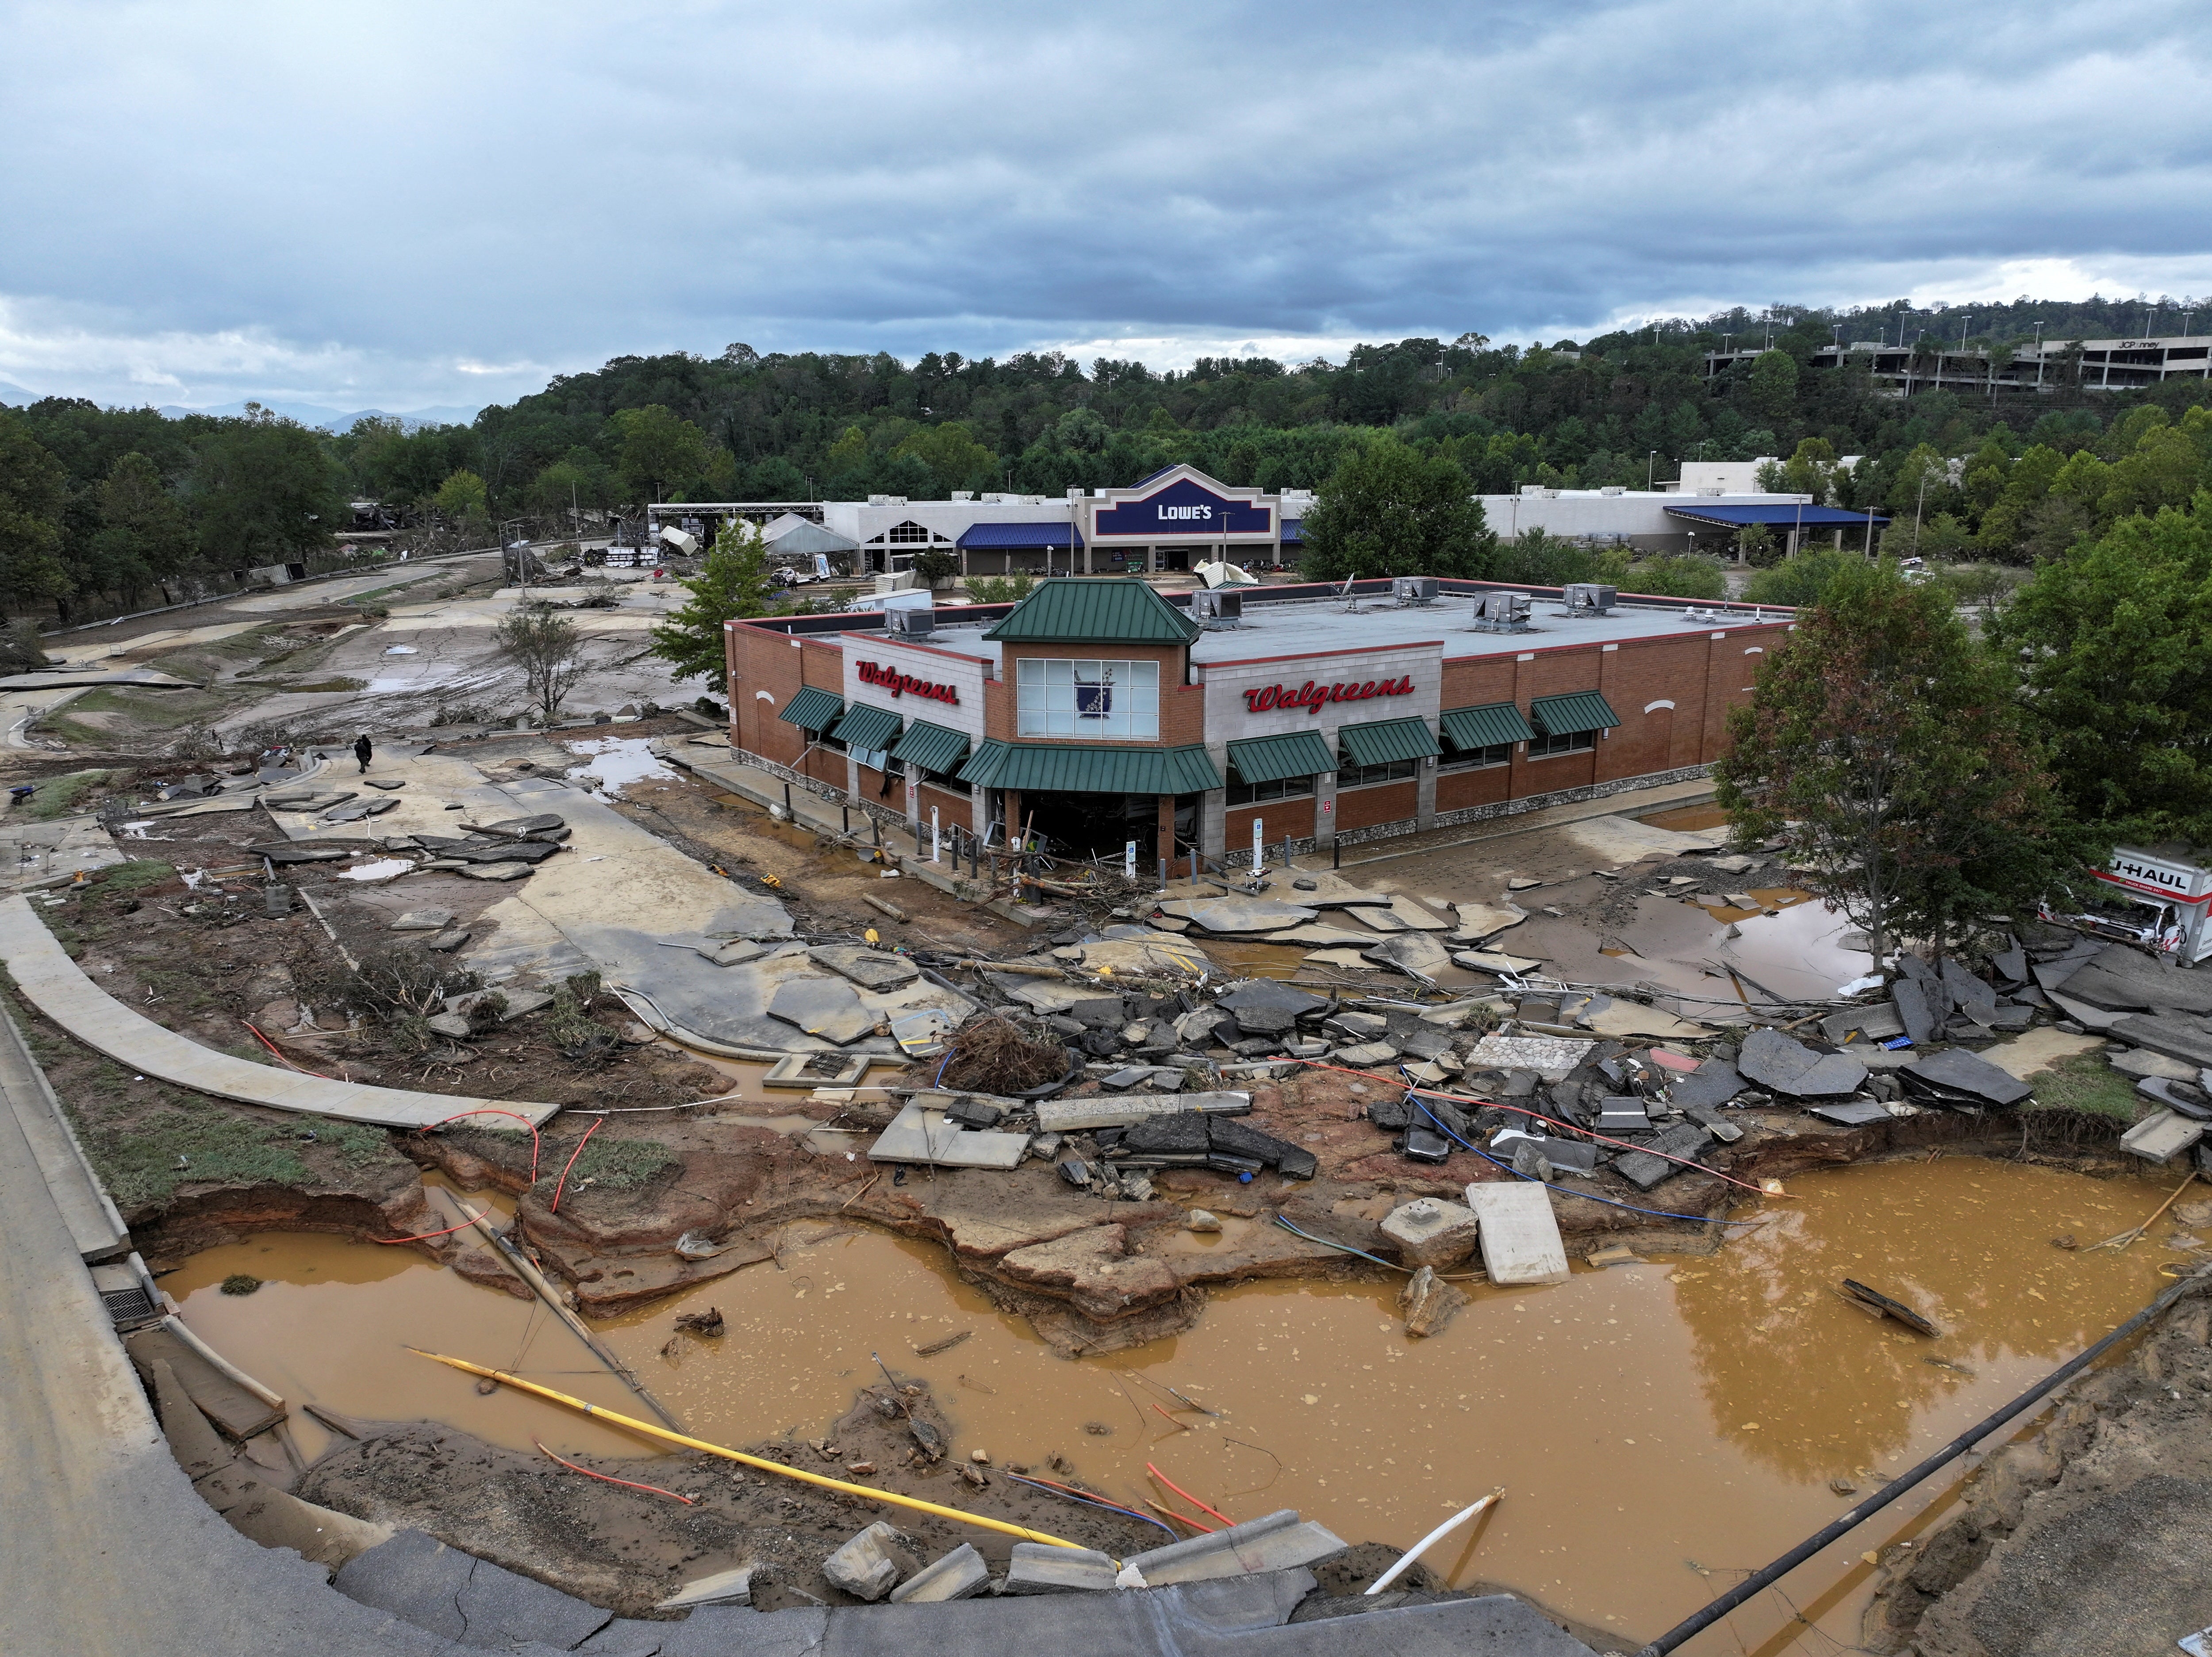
[91,451,196,604]
[1299,441,1495,580]
[612,404,711,503]
[649,515,774,683]
[894,421,997,496]
[1492,526,1598,587]
[495,603,591,722]
[188,408,346,569]
[1746,350,1799,421]
[1605,552,1725,600]
[1742,546,1863,608]
[0,414,70,614]
[1717,559,2080,962]
[433,468,491,541]
[1993,494,2212,847]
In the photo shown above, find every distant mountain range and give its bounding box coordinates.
[0,382,478,432]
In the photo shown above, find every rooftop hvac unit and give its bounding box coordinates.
[1561,583,1618,615]
[1189,589,1243,627]
[1392,576,1440,606]
[1468,591,1534,633]
[885,605,935,637]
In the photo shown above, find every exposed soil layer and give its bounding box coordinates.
[1863,1274,2212,1656]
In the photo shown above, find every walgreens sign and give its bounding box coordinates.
[1244,675,1416,715]
[856,662,960,704]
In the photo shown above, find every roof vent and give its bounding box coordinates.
[886,605,935,637]
[1189,589,1243,628]
[1560,583,1618,616]
[1392,576,1440,606]
[1467,591,1535,633]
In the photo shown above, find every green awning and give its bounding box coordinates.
[1439,702,1536,751]
[1529,691,1621,736]
[1336,716,1441,767]
[890,720,972,775]
[1226,730,1336,787]
[832,703,904,752]
[959,741,1222,795]
[981,577,1200,644]
[778,686,845,732]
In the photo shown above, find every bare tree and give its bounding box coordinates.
[495,603,590,724]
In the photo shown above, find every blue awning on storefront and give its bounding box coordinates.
[1663,503,1888,530]
[955,522,1084,550]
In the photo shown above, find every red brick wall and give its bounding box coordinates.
[1335,780,1417,831]
[1226,796,1314,852]
[918,782,975,833]
[1436,765,1511,813]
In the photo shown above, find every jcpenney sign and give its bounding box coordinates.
[856,661,960,704]
[1244,675,1416,715]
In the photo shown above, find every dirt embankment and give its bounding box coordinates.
[1862,1273,2212,1656]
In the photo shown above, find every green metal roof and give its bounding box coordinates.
[981,578,1201,645]
[779,685,845,731]
[1530,690,1621,735]
[1336,715,1441,767]
[832,703,904,752]
[1439,702,1536,751]
[958,740,1222,795]
[1226,730,1337,787]
[890,719,972,775]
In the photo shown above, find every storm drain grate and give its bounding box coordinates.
[100,1285,157,1328]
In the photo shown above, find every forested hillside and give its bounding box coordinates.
[4,292,2210,623]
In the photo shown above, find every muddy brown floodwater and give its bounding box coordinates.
[164,1158,2183,1653]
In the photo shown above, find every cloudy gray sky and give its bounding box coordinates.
[4,0,2209,416]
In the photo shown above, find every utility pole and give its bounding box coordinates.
[1647,450,1658,490]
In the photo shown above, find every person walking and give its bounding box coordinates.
[353,732,373,775]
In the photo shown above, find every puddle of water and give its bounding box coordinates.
[564,736,676,798]
[1584,893,1870,1009]
[175,1159,2180,1649]
[1639,804,1731,832]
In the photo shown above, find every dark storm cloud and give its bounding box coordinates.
[1,0,2208,409]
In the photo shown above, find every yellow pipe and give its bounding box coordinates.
[409,1349,1090,1552]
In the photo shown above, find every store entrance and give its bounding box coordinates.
[1022,792,1161,867]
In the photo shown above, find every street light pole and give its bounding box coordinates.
[1647,450,1658,491]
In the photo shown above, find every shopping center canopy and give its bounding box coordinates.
[1663,503,1888,531]
[955,522,1084,550]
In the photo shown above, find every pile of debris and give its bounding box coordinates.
[250,812,571,886]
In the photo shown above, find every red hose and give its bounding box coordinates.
[417,1109,543,1181]
[1147,1462,1234,1527]
[533,1439,695,1504]
[548,1118,600,1213]
[240,1020,334,1079]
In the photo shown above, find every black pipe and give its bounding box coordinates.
[1633,1263,2209,1656]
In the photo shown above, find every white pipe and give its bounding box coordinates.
[1365,1487,1504,1595]
[161,1312,286,1410]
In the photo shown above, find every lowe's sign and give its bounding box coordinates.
[1094,478,1273,539]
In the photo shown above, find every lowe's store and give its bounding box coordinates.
[726,558,1793,870]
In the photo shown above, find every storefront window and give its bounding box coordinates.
[1227,773,1313,806]
[922,767,972,795]
[1438,741,1512,771]
[1529,729,1596,758]
[1336,758,1418,789]
[1014,658,1160,739]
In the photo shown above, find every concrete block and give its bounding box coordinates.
[888,1542,990,1603]
[2122,1108,2206,1163]
[1398,1264,1467,1336]
[656,1563,754,1610]
[1002,1542,1117,1594]
[391,909,456,932]
[822,1520,906,1602]
[1463,1181,1570,1284]
[1126,1511,1349,1585]
[1036,1092,1250,1132]
[1379,1197,1479,1268]
[1333,1041,1398,1067]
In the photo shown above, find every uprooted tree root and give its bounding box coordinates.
[934,1016,1069,1095]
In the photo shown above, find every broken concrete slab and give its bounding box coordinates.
[2055,945,2212,1014]
[389,909,456,932]
[1807,1099,1893,1127]
[868,1104,1030,1170]
[1822,1003,1906,1046]
[1449,900,1527,941]
[2108,1014,2212,1070]
[696,937,768,968]
[1362,931,1455,980]
[1035,1092,1250,1133]
[1333,1041,1398,1067]
[2121,1109,2206,1163]
[1900,1047,2037,1108]
[823,1521,906,1602]
[1464,1033,1594,1081]
[1612,1124,1715,1191]
[887,1543,989,1603]
[768,975,879,1045]
[333,1530,474,1639]
[1215,980,1331,1020]
[1351,905,1409,933]
[1384,894,1452,930]
[1581,1001,1711,1040]
[1152,898,1317,933]
[1463,1181,1570,1284]
[2046,990,2129,1032]
[460,860,534,881]
[2110,1047,2200,1082]
[1077,937,1213,976]
[1667,1058,1744,1111]
[1125,1513,1346,1588]
[807,945,922,993]
[1452,949,1544,974]
[1737,1027,1869,1099]
[1002,1542,1116,1594]
[457,1551,614,1649]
